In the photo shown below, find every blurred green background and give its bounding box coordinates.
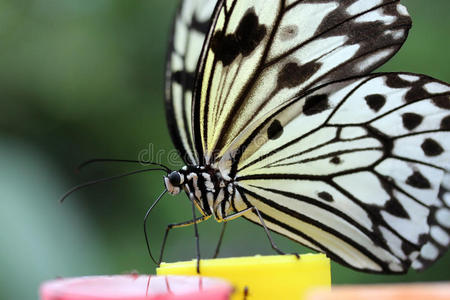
[0,0,449,298]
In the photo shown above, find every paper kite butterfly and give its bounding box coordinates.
[139,0,450,274]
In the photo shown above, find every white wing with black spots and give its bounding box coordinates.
[220,73,449,272]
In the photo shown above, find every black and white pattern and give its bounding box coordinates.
[413,172,450,269]
[193,0,411,162]
[163,0,449,273]
[165,0,217,164]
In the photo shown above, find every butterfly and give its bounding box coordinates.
[152,0,450,274]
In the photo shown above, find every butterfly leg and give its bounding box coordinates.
[212,221,227,258]
[243,286,249,300]
[144,189,168,265]
[220,206,294,257]
[250,206,287,256]
[157,214,210,267]
[251,207,300,259]
[190,198,202,274]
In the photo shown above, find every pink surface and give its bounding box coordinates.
[40,275,233,300]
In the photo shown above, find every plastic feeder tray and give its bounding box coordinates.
[40,275,233,300]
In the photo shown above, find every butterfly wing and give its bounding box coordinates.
[414,172,450,270]
[192,0,412,163]
[220,73,449,273]
[165,0,217,164]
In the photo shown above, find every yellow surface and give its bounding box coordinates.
[157,254,331,300]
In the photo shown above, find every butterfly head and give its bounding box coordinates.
[164,170,184,195]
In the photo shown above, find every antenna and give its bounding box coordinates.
[76,158,170,173]
[59,168,167,203]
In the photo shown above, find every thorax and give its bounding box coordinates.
[165,165,236,220]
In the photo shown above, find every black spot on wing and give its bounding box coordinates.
[365,94,386,112]
[303,94,329,116]
[418,234,429,246]
[421,138,444,157]
[402,113,423,131]
[267,119,283,140]
[318,191,333,202]
[277,61,322,90]
[330,156,341,164]
[385,75,411,89]
[432,95,450,109]
[210,31,239,66]
[385,199,409,218]
[211,8,266,66]
[235,8,266,56]
[278,62,302,89]
[191,15,211,34]
[406,171,431,189]
[172,70,195,91]
[401,242,418,257]
[441,115,450,130]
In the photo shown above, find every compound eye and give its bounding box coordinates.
[168,171,181,186]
